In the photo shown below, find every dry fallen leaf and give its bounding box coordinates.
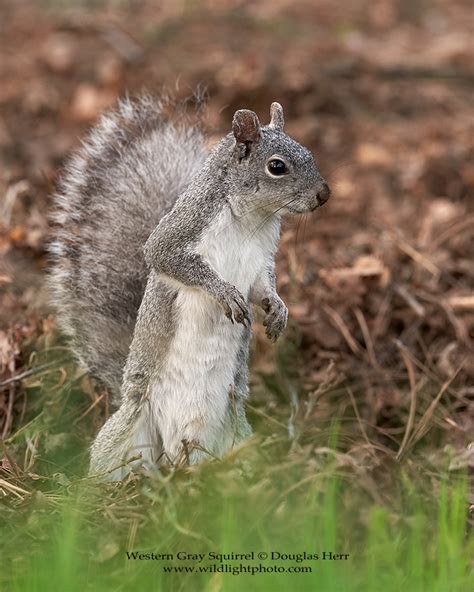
[445,295,474,311]
[355,143,392,167]
[71,84,117,122]
[319,255,390,290]
[0,330,17,373]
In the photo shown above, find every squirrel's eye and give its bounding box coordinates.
[267,158,288,176]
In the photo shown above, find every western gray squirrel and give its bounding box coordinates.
[49,95,330,480]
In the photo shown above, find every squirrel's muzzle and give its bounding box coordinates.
[309,182,331,211]
[317,182,331,206]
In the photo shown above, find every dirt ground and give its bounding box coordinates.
[0,0,473,477]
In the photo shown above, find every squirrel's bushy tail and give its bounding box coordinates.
[49,95,207,400]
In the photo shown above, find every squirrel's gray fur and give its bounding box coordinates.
[49,95,330,480]
[50,95,207,397]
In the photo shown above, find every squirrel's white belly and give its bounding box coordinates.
[146,207,277,462]
[149,290,242,460]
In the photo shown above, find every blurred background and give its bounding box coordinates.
[1,2,473,590]
[0,0,473,495]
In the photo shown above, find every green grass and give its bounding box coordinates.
[1,429,473,591]
[2,470,473,592]
[1,348,473,592]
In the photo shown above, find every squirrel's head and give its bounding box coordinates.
[226,102,330,217]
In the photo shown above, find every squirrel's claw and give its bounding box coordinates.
[219,286,251,328]
[233,298,251,328]
[262,295,288,341]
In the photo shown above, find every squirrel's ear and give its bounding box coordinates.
[269,102,284,131]
[232,109,261,145]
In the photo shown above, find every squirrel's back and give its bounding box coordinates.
[49,96,207,397]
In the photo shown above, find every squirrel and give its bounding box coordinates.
[49,95,330,480]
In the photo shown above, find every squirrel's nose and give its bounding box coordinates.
[317,182,331,206]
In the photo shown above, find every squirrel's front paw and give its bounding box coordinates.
[262,295,288,342]
[219,286,251,327]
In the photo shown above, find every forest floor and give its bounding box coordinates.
[0,1,473,590]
